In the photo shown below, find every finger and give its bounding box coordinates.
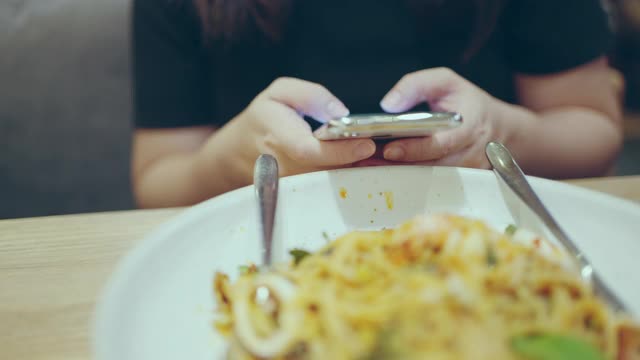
[382,126,474,162]
[264,77,349,122]
[352,158,398,167]
[380,67,464,113]
[285,136,377,167]
[416,145,489,169]
[265,105,376,166]
[419,149,469,167]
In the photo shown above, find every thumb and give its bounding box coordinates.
[380,67,464,113]
[264,77,350,122]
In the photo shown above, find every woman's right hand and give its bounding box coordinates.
[198,77,377,184]
[134,77,376,208]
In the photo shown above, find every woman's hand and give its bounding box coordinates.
[134,62,622,209]
[199,77,376,182]
[362,67,514,169]
[134,77,376,208]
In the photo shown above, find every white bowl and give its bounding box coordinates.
[93,166,640,360]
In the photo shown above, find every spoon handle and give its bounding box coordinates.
[254,154,279,266]
[485,141,628,313]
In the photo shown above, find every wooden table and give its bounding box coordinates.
[1,176,640,360]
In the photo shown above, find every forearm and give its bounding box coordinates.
[133,122,253,208]
[500,102,623,179]
[134,152,211,208]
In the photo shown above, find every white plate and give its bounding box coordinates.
[93,166,640,360]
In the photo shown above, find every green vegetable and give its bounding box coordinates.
[510,333,606,360]
[365,326,404,360]
[486,245,498,267]
[505,224,518,236]
[289,249,311,265]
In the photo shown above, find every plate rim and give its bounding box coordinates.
[91,165,640,359]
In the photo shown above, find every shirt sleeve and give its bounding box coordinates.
[500,0,613,75]
[132,0,214,128]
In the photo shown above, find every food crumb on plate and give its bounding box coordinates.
[339,187,348,199]
[383,191,394,210]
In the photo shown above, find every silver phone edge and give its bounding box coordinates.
[314,112,462,140]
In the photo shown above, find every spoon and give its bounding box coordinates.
[485,141,628,313]
[253,154,279,303]
[254,154,279,266]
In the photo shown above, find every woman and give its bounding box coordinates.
[132,0,623,208]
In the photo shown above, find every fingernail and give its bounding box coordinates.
[354,142,374,158]
[384,147,405,160]
[327,100,349,119]
[380,91,403,110]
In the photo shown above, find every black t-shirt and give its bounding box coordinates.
[132,0,612,129]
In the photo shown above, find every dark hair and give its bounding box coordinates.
[194,0,504,59]
[193,0,293,42]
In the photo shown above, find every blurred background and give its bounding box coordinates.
[0,0,133,219]
[0,0,639,220]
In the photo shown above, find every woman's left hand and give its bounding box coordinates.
[360,67,513,168]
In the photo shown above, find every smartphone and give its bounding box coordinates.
[313,112,462,140]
